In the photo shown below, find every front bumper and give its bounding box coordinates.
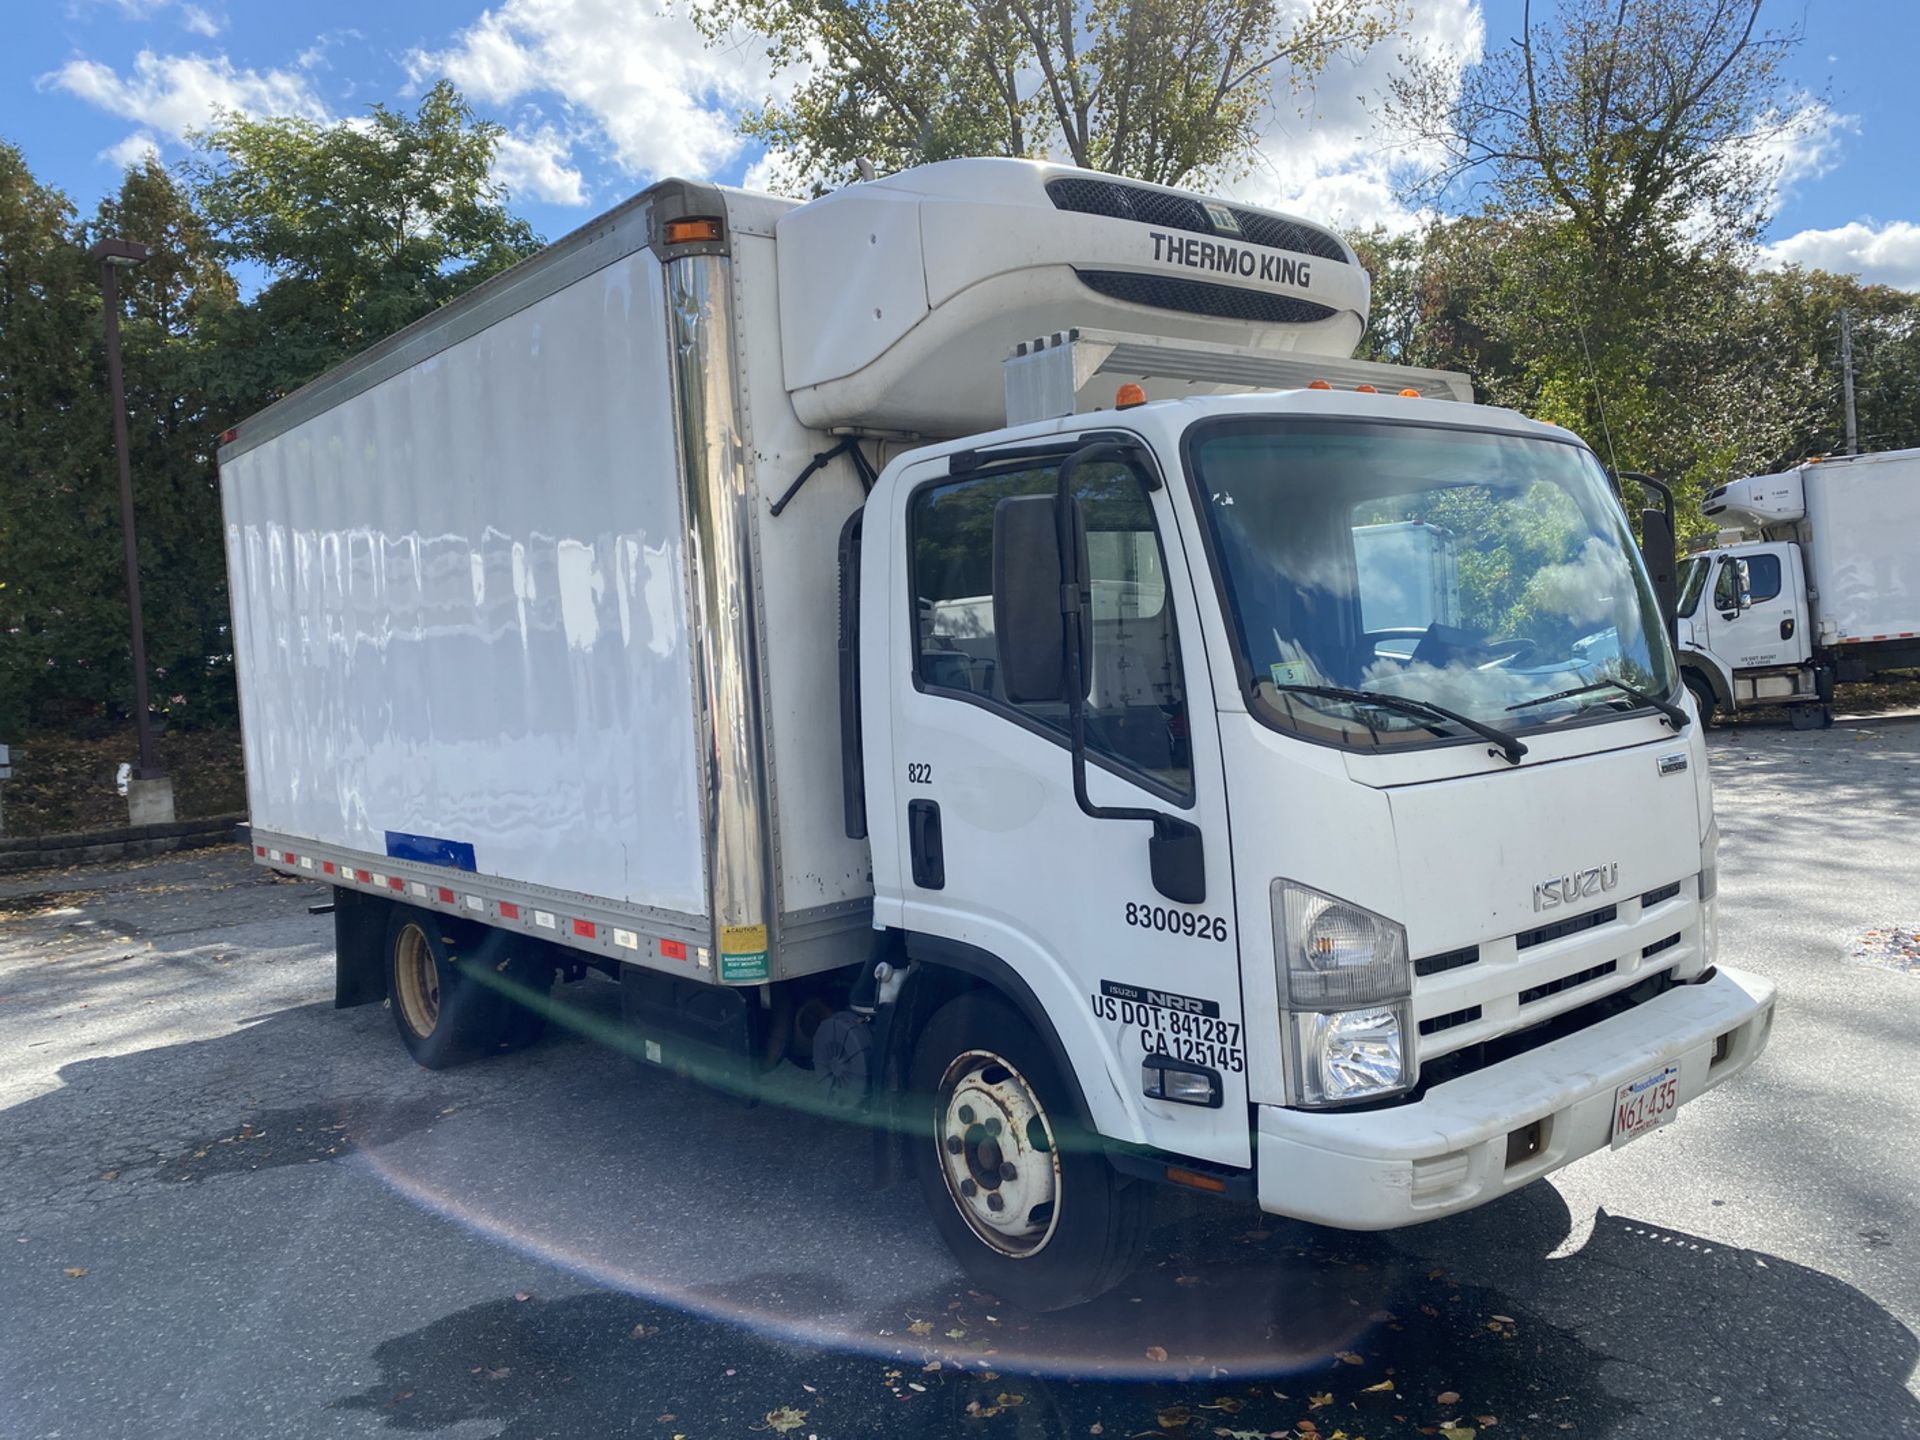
[1255,965,1776,1229]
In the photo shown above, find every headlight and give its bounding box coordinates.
[1289,1005,1411,1106]
[1273,881,1415,1105]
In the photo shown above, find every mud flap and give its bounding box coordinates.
[332,886,389,1008]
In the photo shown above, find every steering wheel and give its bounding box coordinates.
[1363,627,1431,663]
[1475,637,1538,669]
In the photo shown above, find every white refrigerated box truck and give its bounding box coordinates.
[1679,448,1920,727]
[220,158,1776,1309]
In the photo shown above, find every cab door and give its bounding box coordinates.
[1703,543,1809,670]
[877,439,1248,1168]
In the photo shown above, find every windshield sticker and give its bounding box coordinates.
[1269,659,1310,688]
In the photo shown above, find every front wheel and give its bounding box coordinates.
[910,993,1149,1311]
[1683,672,1717,725]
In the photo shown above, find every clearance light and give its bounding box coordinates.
[220,427,240,444]
[1308,379,1332,390]
[1399,388,1421,398]
[1165,1166,1228,1194]
[1115,383,1148,409]
[1356,383,1378,393]
[664,217,724,245]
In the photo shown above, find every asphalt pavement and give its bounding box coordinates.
[1,714,1916,1440]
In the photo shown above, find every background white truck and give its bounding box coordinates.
[1681,448,1920,728]
[220,158,1775,1309]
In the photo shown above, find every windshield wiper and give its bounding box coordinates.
[1506,678,1688,730]
[1270,683,1529,765]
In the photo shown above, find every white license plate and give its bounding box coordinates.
[1611,1064,1680,1149]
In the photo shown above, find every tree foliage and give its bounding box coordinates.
[189,80,541,400]
[0,83,540,736]
[696,0,1403,190]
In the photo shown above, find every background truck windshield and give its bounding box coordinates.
[1188,418,1677,750]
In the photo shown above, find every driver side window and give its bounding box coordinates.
[908,460,1193,799]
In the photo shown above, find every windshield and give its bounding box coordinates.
[1678,555,1710,617]
[1187,418,1677,751]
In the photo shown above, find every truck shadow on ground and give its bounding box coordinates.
[9,986,1916,1438]
[327,1185,1920,1438]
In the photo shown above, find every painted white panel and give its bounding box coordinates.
[221,253,706,915]
[1803,451,1920,643]
[731,227,876,913]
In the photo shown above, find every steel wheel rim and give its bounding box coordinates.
[393,922,440,1037]
[934,1048,1062,1257]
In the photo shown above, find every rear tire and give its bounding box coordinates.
[385,909,512,1069]
[910,992,1149,1311]
[1683,672,1717,725]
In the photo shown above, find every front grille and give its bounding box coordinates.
[1419,1005,1482,1037]
[1416,945,1480,977]
[1519,960,1617,1005]
[1073,269,1338,324]
[1517,903,1617,951]
[1641,933,1681,958]
[1045,177,1349,263]
[1642,881,1682,907]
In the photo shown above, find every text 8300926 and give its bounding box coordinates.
[1125,902,1228,943]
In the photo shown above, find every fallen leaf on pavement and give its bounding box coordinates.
[1308,1393,1333,1410]
[1158,1405,1192,1428]
[1437,1391,1461,1406]
[945,1328,967,1339]
[1200,1397,1246,1414]
[908,1319,933,1336]
[1440,1427,1477,1440]
[765,1406,807,1433]
[99,1170,119,1181]
[1362,1381,1395,1393]
[1146,1345,1169,1362]
[1335,1351,1363,1365]
[630,1325,659,1340]
[1476,1416,1497,1427]
[63,1267,87,1278]
[513,1292,532,1303]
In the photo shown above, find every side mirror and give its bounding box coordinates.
[1734,559,1754,611]
[1638,504,1677,635]
[992,494,1088,704]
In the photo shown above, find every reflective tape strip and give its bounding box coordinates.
[355,869,372,884]
[534,910,557,929]
[255,846,266,857]
[465,895,484,912]
[323,861,336,875]
[660,939,688,961]
[437,886,455,903]
[409,881,428,898]
[388,877,405,892]
[572,919,596,939]
[499,902,521,920]
[298,857,314,871]
[613,929,639,949]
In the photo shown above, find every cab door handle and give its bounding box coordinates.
[908,799,945,890]
[1780,617,1795,640]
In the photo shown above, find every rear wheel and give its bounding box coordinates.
[910,993,1149,1311]
[386,909,511,1069]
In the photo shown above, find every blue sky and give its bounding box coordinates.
[5,0,1917,288]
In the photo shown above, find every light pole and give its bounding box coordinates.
[88,235,171,819]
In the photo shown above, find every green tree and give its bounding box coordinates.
[696,0,1403,191]
[190,79,541,401]
[0,142,107,732]
[88,157,243,727]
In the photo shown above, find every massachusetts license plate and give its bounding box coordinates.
[1611,1064,1680,1149]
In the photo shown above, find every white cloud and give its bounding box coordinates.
[494,125,588,205]
[1760,221,1920,291]
[1227,0,1485,236]
[99,131,162,169]
[179,5,223,38]
[407,0,787,185]
[42,49,329,144]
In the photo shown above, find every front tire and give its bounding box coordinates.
[1683,672,1717,725]
[910,993,1149,1311]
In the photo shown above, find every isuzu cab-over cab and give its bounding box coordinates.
[221,158,1777,1309]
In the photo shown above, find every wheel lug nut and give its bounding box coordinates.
[986,1193,1005,1212]
[1000,1162,1017,1181]
[984,1116,1002,1135]
[960,1179,977,1198]
[957,1105,976,1125]
[945,1135,963,1155]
